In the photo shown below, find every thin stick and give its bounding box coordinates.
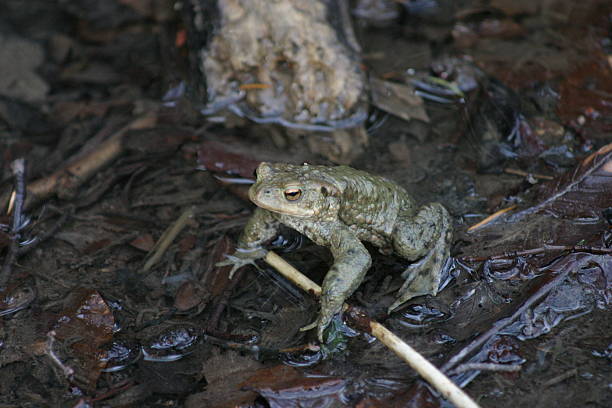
[467,205,516,232]
[142,207,194,272]
[461,244,612,262]
[263,251,480,408]
[46,330,75,378]
[1,159,27,287]
[449,363,522,374]
[13,114,156,210]
[504,168,554,180]
[542,368,578,388]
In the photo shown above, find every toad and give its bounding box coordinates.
[219,162,452,341]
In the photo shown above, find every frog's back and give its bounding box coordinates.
[324,166,416,244]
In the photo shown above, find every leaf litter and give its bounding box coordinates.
[0,0,610,407]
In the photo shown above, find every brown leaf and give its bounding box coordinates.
[184,352,262,408]
[174,281,207,311]
[196,140,261,178]
[463,143,611,257]
[370,77,429,123]
[129,233,155,251]
[515,143,612,219]
[52,288,115,390]
[242,365,345,407]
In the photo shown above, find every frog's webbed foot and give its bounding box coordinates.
[389,203,452,312]
[215,247,268,279]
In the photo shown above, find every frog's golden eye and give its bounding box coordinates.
[283,188,302,201]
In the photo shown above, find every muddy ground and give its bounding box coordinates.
[0,1,610,407]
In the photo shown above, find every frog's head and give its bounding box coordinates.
[249,162,341,218]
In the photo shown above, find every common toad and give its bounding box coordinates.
[219,162,452,340]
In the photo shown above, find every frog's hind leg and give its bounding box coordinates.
[389,203,452,311]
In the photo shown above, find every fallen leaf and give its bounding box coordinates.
[196,140,260,178]
[129,233,155,251]
[462,143,611,256]
[52,288,115,390]
[242,365,345,407]
[370,77,429,123]
[515,143,612,219]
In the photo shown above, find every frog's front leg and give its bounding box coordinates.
[389,202,452,311]
[309,226,372,341]
[217,208,280,278]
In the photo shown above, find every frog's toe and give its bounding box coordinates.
[215,254,257,279]
[300,320,318,332]
[300,312,334,343]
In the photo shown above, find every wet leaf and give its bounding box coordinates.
[196,140,260,178]
[52,288,115,390]
[242,365,345,408]
[129,233,155,251]
[515,143,612,219]
[184,352,262,408]
[465,143,611,254]
[174,280,206,311]
[370,77,429,123]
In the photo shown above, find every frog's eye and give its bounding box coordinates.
[283,188,302,201]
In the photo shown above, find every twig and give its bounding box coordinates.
[504,168,554,180]
[142,207,195,272]
[449,362,522,375]
[460,244,612,263]
[263,251,480,408]
[542,368,578,388]
[467,205,517,232]
[46,330,75,378]
[0,159,27,288]
[441,253,584,373]
[7,114,157,210]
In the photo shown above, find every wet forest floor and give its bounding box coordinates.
[0,1,610,407]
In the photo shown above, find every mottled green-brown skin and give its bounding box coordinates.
[221,162,452,341]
